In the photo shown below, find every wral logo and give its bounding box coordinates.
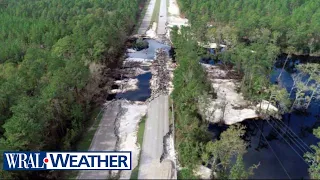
[3,151,132,170]
[43,157,49,164]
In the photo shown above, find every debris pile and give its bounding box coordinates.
[150,49,171,97]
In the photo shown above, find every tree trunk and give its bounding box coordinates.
[306,85,319,109]
[277,55,289,81]
[289,80,296,97]
[290,96,299,112]
[305,75,313,87]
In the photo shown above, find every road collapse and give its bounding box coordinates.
[150,48,171,98]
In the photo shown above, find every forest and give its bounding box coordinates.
[174,0,320,178]
[0,0,143,179]
[171,26,257,179]
[178,0,320,56]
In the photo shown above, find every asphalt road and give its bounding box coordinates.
[138,95,171,179]
[157,0,167,35]
[138,0,157,35]
[138,0,172,177]
[77,101,121,179]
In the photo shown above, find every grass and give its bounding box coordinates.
[130,115,147,179]
[137,116,146,145]
[65,107,104,179]
[178,168,199,179]
[150,0,161,28]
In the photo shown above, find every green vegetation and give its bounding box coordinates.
[305,127,320,179]
[177,0,320,56]
[202,124,258,179]
[76,108,103,151]
[170,26,212,176]
[65,107,104,179]
[137,115,146,146]
[130,115,146,180]
[177,169,199,179]
[174,0,320,179]
[171,26,256,178]
[292,64,320,111]
[176,0,320,104]
[0,0,143,179]
[130,159,140,179]
[301,64,320,178]
[133,38,149,51]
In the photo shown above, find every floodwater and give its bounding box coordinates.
[116,39,170,101]
[209,55,320,179]
[127,39,171,60]
[122,39,320,178]
[243,57,319,179]
[116,72,152,101]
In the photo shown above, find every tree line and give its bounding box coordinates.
[177,0,320,56]
[0,0,143,179]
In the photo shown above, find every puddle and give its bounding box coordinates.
[112,38,171,102]
[116,72,152,101]
[127,39,171,60]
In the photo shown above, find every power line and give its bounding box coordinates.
[272,120,310,153]
[265,120,309,165]
[272,120,311,157]
[253,121,292,180]
[274,119,314,153]
[274,120,312,152]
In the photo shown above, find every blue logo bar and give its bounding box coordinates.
[3,151,132,170]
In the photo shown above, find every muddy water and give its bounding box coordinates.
[208,56,320,179]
